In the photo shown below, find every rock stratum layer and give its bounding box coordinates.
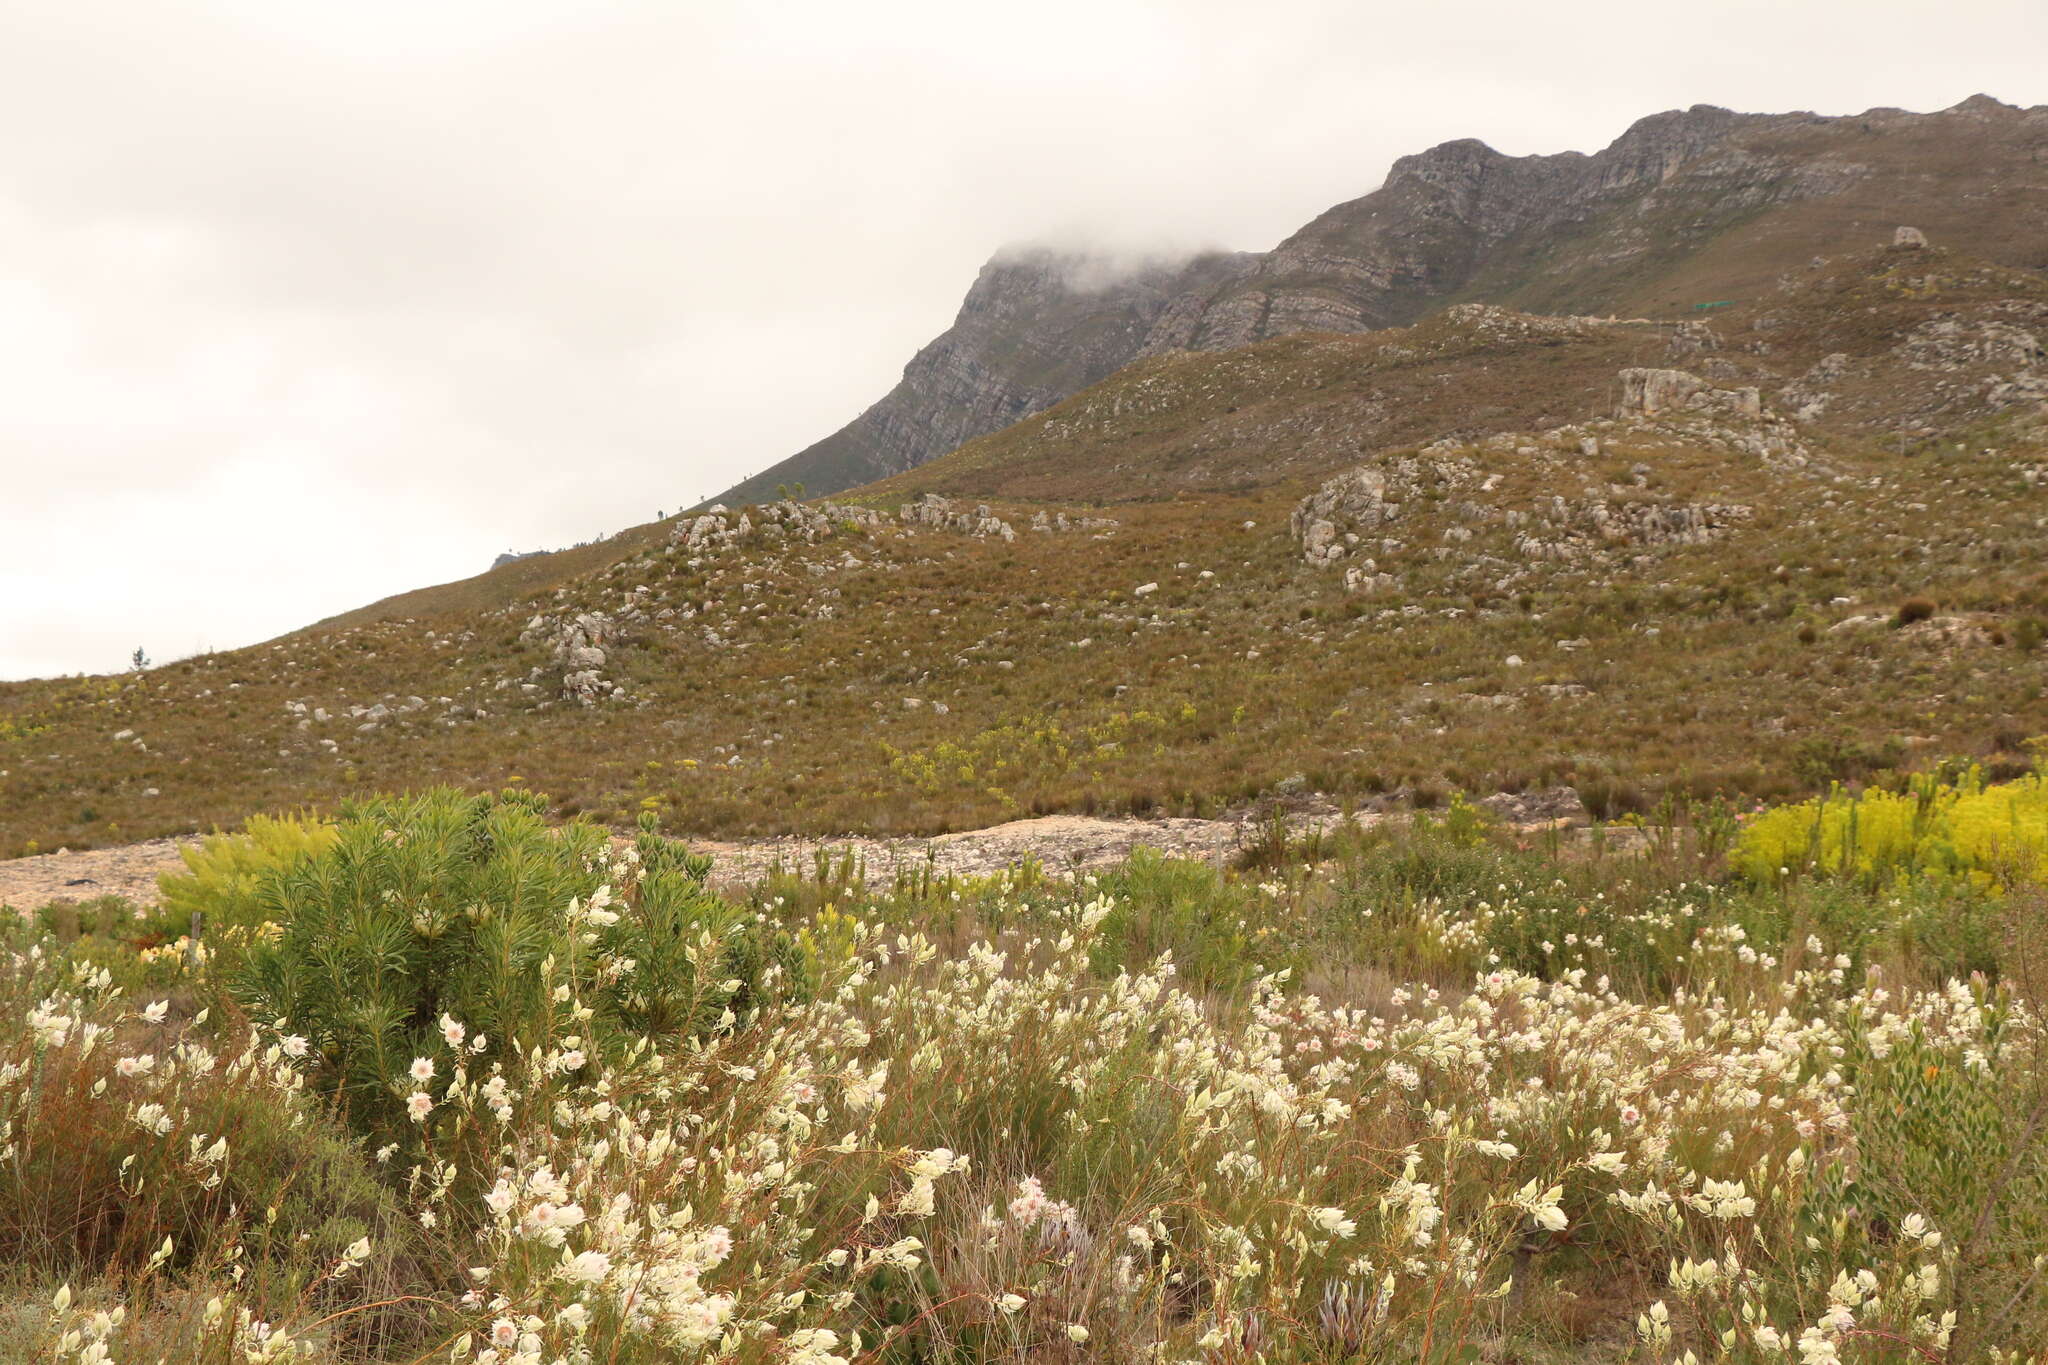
[716,95,2048,504]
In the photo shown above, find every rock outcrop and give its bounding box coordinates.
[674,499,886,557]
[672,494,1068,561]
[520,610,629,705]
[1292,365,1809,589]
[1029,508,1118,534]
[1619,368,1760,419]
[898,494,1016,540]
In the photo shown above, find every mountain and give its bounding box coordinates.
[713,95,2048,504]
[5,231,2044,856]
[715,247,1255,506]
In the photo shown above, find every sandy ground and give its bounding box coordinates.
[0,837,199,910]
[0,812,1369,911]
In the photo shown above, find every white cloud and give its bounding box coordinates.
[2,0,2043,676]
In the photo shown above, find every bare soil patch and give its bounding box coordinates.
[1,811,1366,911]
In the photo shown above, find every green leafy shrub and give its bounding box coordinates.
[1086,848,1280,990]
[1840,987,2048,1352]
[228,788,796,1150]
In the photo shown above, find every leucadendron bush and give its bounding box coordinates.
[1732,768,2048,891]
[222,789,806,1158]
[5,786,2048,1363]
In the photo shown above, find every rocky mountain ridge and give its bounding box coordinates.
[716,95,2048,504]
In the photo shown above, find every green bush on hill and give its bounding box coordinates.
[225,788,799,1153]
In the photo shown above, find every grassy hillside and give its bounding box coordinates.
[870,312,1659,503]
[301,520,678,635]
[3,250,2045,857]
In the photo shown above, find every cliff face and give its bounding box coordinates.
[1141,106,1776,350]
[715,248,1256,507]
[713,96,2048,504]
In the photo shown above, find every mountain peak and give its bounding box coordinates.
[1948,92,2017,115]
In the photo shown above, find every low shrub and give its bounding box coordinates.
[1086,848,1281,990]
[154,811,336,938]
[1840,986,2048,1354]
[0,967,420,1356]
[227,788,799,1155]
[1895,595,1939,626]
[14,783,2048,1360]
[1732,770,2048,890]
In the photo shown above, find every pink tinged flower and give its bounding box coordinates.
[1009,1176,1048,1224]
[409,1056,435,1084]
[490,1318,518,1349]
[280,1035,309,1058]
[558,1249,611,1284]
[406,1092,433,1122]
[439,1014,465,1048]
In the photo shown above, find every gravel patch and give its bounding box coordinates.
[1,812,1367,912]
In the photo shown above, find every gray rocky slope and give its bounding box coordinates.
[712,95,2048,506]
[714,247,1255,506]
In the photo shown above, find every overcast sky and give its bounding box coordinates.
[2,0,2043,679]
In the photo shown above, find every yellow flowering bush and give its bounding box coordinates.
[1733,771,2048,890]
